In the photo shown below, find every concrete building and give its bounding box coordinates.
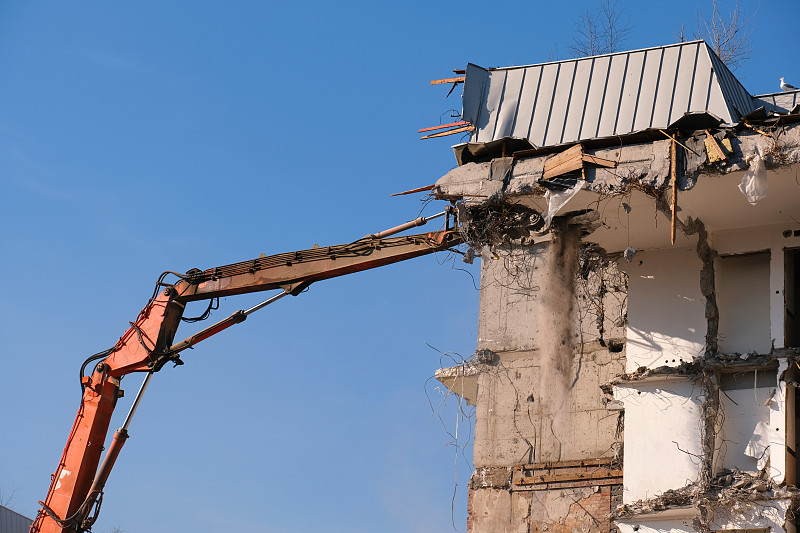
[433,41,800,532]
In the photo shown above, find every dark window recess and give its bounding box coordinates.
[787,248,800,348]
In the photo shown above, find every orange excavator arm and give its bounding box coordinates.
[31,213,461,533]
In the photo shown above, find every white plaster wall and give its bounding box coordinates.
[616,498,791,533]
[711,224,800,350]
[714,361,788,482]
[772,359,789,483]
[621,247,707,372]
[715,370,774,474]
[616,520,695,533]
[709,497,790,532]
[615,378,703,503]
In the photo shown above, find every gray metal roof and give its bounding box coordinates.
[462,40,757,148]
[754,90,800,114]
[0,505,33,533]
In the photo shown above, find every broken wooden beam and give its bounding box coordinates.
[659,129,700,156]
[431,76,465,85]
[418,121,469,133]
[743,120,771,137]
[516,457,614,470]
[541,143,619,181]
[391,184,436,196]
[581,153,617,168]
[542,144,584,180]
[518,469,623,485]
[671,137,678,245]
[518,477,623,491]
[420,125,473,140]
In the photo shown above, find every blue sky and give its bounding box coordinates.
[1,2,796,532]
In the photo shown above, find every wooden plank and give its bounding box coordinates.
[743,121,771,137]
[390,184,435,196]
[420,125,473,140]
[542,144,585,179]
[543,144,583,170]
[543,158,583,179]
[431,76,465,85]
[453,69,466,74]
[671,138,677,246]
[542,144,585,180]
[519,477,623,491]
[418,121,469,133]
[517,457,615,470]
[659,129,700,156]
[582,154,617,168]
[518,469,623,485]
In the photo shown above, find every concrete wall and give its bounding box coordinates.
[431,117,800,533]
[466,232,626,532]
[474,346,623,466]
[473,237,625,466]
[468,485,619,533]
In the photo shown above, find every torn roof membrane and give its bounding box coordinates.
[461,40,758,149]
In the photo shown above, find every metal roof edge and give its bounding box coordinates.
[481,40,708,72]
[702,42,753,98]
[755,89,800,98]
[466,61,488,71]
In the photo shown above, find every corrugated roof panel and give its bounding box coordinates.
[513,66,542,139]
[495,68,525,138]
[544,61,576,146]
[460,40,760,148]
[632,48,663,131]
[669,42,701,123]
[707,49,754,119]
[557,61,581,143]
[581,56,611,139]
[651,45,681,127]
[0,506,32,533]
[597,54,628,137]
[462,63,487,125]
[689,47,713,112]
[530,63,560,146]
[757,93,776,110]
[753,91,799,114]
[616,50,646,135]
[562,59,593,142]
[705,67,731,123]
[481,70,507,142]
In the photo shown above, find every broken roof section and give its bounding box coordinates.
[462,40,756,148]
[755,90,800,115]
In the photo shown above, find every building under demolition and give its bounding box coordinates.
[433,40,800,532]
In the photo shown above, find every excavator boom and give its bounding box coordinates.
[31,217,461,533]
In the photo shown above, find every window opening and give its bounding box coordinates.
[786,248,800,348]
[717,252,771,355]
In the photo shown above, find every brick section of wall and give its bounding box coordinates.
[468,460,622,533]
